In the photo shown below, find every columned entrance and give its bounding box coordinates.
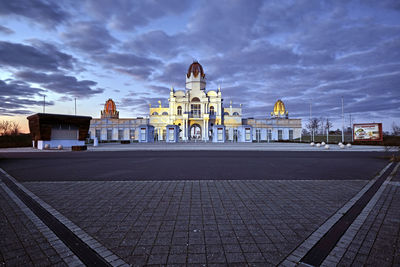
[190,124,202,140]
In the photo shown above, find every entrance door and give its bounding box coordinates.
[190,124,201,140]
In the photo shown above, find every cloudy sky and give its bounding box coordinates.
[1,0,399,132]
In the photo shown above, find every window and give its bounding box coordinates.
[169,128,175,141]
[225,129,229,141]
[210,106,215,115]
[152,112,158,115]
[268,129,272,141]
[162,129,166,140]
[289,130,293,140]
[95,129,101,140]
[233,112,239,116]
[118,129,124,140]
[130,129,135,140]
[245,128,251,141]
[217,128,223,141]
[191,104,201,117]
[233,129,238,142]
[177,106,182,115]
[278,130,283,140]
[191,97,200,102]
[140,128,146,141]
[256,129,261,142]
[162,112,168,115]
[223,112,229,116]
[107,129,112,140]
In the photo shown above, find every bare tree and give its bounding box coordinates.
[0,120,20,136]
[325,118,333,134]
[306,118,320,141]
[392,122,400,136]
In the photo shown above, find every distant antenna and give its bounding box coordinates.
[75,98,77,115]
[43,96,46,113]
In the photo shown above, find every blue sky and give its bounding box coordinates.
[0,0,399,132]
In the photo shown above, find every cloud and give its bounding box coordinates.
[0,25,14,34]
[94,52,162,80]
[62,21,118,53]
[0,0,69,28]
[0,41,75,71]
[15,71,104,97]
[82,0,192,31]
[0,78,54,116]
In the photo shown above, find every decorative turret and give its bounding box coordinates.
[185,61,206,91]
[101,99,119,119]
[271,99,288,118]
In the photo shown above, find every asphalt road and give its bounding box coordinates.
[0,150,390,182]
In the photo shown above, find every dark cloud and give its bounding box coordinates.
[0,0,69,27]
[62,21,118,53]
[83,0,192,31]
[94,52,162,80]
[0,78,54,116]
[126,30,183,59]
[15,71,104,97]
[0,25,14,34]
[0,41,75,71]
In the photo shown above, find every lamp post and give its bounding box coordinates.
[43,95,46,113]
[341,96,344,143]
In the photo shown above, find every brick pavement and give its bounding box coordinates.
[329,169,400,267]
[0,184,70,266]
[24,180,367,265]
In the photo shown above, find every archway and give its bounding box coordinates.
[190,124,202,140]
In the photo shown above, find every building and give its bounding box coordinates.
[89,99,148,141]
[28,113,91,149]
[89,61,302,142]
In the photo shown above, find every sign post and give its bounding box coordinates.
[353,123,383,142]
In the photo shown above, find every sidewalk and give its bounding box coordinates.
[0,142,389,152]
[1,162,399,266]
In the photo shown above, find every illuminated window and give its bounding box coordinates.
[223,112,229,116]
[162,112,168,115]
[177,106,182,115]
[210,106,215,115]
[152,112,158,115]
[233,112,239,116]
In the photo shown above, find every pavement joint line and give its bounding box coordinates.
[0,167,128,267]
[320,161,400,266]
[278,162,393,267]
[0,181,83,266]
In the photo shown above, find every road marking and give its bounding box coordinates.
[279,162,394,266]
[0,168,129,267]
[320,162,400,266]
[0,181,83,266]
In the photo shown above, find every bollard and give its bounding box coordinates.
[94,137,99,147]
[310,142,315,146]
[316,143,321,147]
[325,144,330,149]
[321,142,326,146]
[44,144,50,149]
[57,145,63,150]
[347,143,352,148]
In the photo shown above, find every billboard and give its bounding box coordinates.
[353,123,383,141]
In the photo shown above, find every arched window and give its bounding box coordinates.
[233,112,239,116]
[152,112,158,115]
[191,97,200,102]
[162,112,168,115]
[210,106,215,115]
[177,106,182,115]
[223,112,229,116]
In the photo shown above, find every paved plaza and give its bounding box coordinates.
[0,145,399,266]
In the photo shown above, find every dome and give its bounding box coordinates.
[187,61,205,78]
[101,98,119,119]
[272,99,287,117]
[104,99,116,113]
